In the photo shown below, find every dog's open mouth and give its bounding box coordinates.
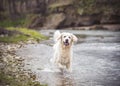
[64,42,69,46]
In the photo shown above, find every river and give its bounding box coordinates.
[16,30,120,86]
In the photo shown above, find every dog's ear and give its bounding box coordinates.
[54,34,62,42]
[72,34,78,42]
[57,34,62,41]
[54,30,61,42]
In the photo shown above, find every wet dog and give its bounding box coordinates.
[51,30,77,72]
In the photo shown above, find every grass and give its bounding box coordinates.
[0,27,48,43]
[0,14,40,28]
[0,35,28,43]
[0,19,25,27]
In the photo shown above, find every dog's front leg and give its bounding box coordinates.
[66,62,72,72]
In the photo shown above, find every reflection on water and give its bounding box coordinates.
[56,71,74,86]
[37,68,75,86]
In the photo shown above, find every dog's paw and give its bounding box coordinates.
[67,68,72,72]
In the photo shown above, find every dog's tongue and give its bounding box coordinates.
[64,42,69,46]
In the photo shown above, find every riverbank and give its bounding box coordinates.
[0,42,47,86]
[0,27,48,43]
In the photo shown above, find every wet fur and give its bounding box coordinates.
[51,31,77,72]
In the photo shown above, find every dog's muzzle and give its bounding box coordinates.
[64,39,69,46]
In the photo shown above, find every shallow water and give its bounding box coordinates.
[16,30,120,86]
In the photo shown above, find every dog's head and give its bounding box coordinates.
[58,32,78,47]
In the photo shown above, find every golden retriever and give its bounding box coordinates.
[51,30,77,72]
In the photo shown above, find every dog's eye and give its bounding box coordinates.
[64,36,66,38]
[68,36,71,39]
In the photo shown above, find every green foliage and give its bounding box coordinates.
[0,35,28,43]
[73,0,120,15]
[0,19,25,27]
[7,27,47,40]
[0,14,42,28]
[74,0,96,15]
[0,27,48,43]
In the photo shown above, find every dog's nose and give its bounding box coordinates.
[65,39,68,43]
